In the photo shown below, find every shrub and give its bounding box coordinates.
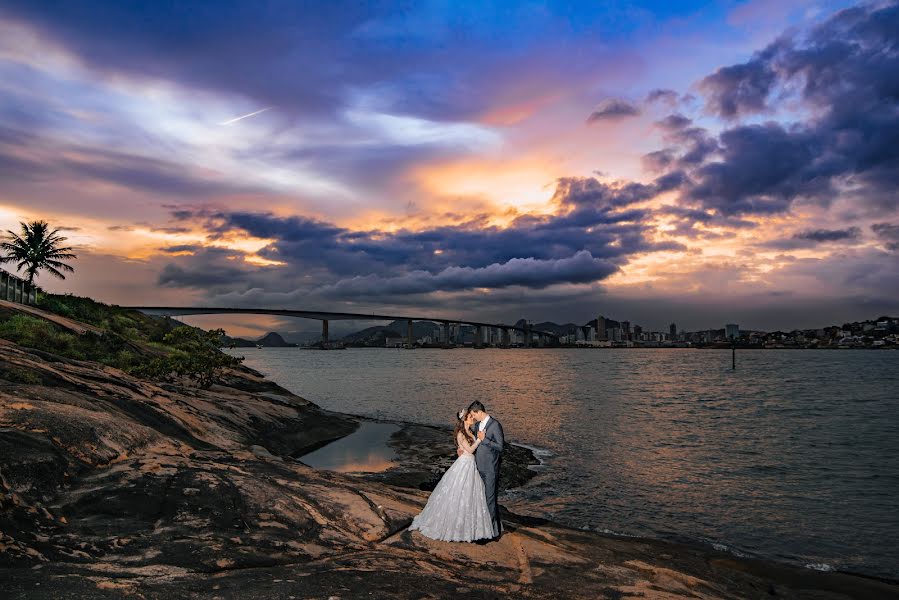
[2,297,240,388]
[0,366,42,385]
[129,326,243,388]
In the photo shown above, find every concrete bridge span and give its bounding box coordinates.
[123,306,557,347]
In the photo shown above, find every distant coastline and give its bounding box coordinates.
[239,315,899,351]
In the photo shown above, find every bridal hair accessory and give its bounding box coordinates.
[458,409,466,420]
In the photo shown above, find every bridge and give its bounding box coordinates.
[123,306,560,348]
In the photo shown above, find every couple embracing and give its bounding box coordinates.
[410,401,504,543]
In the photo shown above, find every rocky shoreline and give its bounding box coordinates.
[1,331,898,598]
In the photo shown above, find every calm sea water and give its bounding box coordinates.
[228,347,899,578]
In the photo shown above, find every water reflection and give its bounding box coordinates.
[299,421,399,473]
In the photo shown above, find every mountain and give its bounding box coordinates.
[257,332,297,347]
[220,332,298,347]
[220,334,256,348]
[340,320,441,346]
[531,321,580,335]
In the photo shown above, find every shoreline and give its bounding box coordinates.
[1,335,897,597]
[295,412,898,586]
[257,344,899,351]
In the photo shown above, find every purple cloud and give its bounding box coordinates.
[586,99,640,123]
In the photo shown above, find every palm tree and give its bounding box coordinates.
[0,220,77,287]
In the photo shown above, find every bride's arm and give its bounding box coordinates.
[457,432,480,454]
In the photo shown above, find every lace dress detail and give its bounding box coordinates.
[408,433,496,542]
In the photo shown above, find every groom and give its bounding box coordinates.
[468,401,503,539]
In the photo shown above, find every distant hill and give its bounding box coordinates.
[531,321,580,335]
[257,332,297,347]
[340,320,440,346]
[221,332,298,347]
[220,334,256,348]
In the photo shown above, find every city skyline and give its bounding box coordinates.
[224,310,898,348]
[1,1,897,337]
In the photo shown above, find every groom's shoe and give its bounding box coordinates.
[474,538,490,545]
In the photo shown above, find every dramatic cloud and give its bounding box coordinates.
[699,42,781,118]
[645,89,679,105]
[760,227,863,250]
[656,114,692,131]
[679,2,899,217]
[586,99,640,123]
[0,2,658,124]
[2,1,897,331]
[872,223,899,251]
[794,228,861,243]
[317,251,618,298]
[162,178,684,298]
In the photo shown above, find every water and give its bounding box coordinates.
[300,421,399,473]
[228,347,899,579]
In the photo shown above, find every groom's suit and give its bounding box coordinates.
[472,416,503,537]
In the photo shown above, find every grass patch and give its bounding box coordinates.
[0,313,143,370]
[1,294,243,387]
[36,293,178,343]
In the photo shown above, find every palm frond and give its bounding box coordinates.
[42,265,67,280]
[2,220,77,285]
[44,260,76,272]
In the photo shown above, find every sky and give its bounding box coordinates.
[0,0,897,338]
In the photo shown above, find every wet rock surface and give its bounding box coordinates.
[362,421,540,492]
[1,338,897,599]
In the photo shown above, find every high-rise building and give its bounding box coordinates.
[669,323,677,341]
[622,320,631,340]
[596,315,607,340]
[726,323,740,340]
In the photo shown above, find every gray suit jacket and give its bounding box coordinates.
[471,417,504,477]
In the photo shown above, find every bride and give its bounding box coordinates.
[408,408,496,542]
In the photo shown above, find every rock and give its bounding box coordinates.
[0,338,896,599]
[250,445,283,462]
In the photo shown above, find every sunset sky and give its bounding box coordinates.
[1,1,897,338]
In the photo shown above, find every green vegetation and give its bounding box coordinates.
[0,293,242,388]
[0,313,140,369]
[0,220,77,286]
[36,293,177,343]
[131,327,242,389]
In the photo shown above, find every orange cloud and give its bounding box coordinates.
[408,157,562,222]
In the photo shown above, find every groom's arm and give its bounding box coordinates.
[480,421,504,453]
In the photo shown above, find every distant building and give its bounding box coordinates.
[622,321,631,340]
[596,315,607,340]
[669,323,677,340]
[726,323,740,340]
[385,337,405,348]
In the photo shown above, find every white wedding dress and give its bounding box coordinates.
[409,432,496,542]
